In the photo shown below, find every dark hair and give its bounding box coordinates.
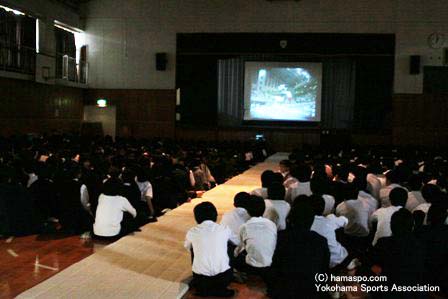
[310,177,329,195]
[292,194,310,208]
[102,178,123,196]
[386,170,400,184]
[389,187,408,207]
[391,208,413,237]
[427,203,448,226]
[272,172,284,183]
[293,164,311,182]
[286,198,315,230]
[261,170,275,188]
[279,159,292,169]
[121,168,136,184]
[421,184,442,204]
[344,183,359,201]
[267,182,285,201]
[193,201,217,224]
[234,192,250,208]
[246,195,265,217]
[310,194,325,216]
[408,174,423,191]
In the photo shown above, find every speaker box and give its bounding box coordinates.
[156,53,167,71]
[410,55,421,75]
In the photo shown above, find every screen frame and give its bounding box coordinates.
[243,61,323,124]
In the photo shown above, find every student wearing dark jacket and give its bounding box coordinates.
[269,197,330,299]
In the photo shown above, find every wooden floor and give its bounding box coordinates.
[0,234,110,299]
[4,153,287,299]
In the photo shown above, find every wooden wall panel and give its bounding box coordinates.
[0,77,83,136]
[83,89,176,138]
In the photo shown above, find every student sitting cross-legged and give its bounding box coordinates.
[220,191,251,245]
[184,201,234,297]
[234,195,277,282]
[270,196,330,299]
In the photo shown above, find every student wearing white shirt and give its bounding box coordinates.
[310,195,349,268]
[310,177,335,215]
[263,182,291,231]
[370,187,407,246]
[93,179,137,238]
[135,168,156,221]
[250,170,274,199]
[185,202,234,297]
[234,196,277,279]
[220,192,251,245]
[285,164,312,203]
[379,170,405,207]
[405,174,425,212]
[412,184,444,226]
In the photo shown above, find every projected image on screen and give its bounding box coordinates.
[244,62,322,122]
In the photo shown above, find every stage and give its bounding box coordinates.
[16,153,288,299]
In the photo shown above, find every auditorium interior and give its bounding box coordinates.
[1,1,448,299]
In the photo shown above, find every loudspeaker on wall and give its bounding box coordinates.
[156,53,167,71]
[410,55,421,75]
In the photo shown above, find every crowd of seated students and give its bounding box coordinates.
[185,147,448,298]
[0,133,268,239]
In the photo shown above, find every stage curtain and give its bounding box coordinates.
[321,59,356,129]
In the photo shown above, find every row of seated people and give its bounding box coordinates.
[184,150,448,298]
[0,134,268,238]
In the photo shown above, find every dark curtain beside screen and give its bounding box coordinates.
[217,57,356,129]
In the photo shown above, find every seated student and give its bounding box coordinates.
[279,160,296,188]
[220,192,251,245]
[264,182,291,231]
[366,161,383,200]
[250,170,274,199]
[58,166,93,235]
[310,176,335,215]
[184,202,234,297]
[369,209,426,299]
[405,174,425,212]
[120,168,146,227]
[93,178,137,238]
[135,167,156,221]
[418,204,448,296]
[285,164,312,203]
[412,183,442,225]
[270,198,330,299]
[234,195,277,278]
[370,187,407,246]
[310,194,349,268]
[379,170,405,207]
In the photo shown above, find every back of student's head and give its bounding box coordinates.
[292,194,310,208]
[310,194,325,216]
[102,178,122,196]
[246,195,266,217]
[234,192,250,209]
[121,168,136,184]
[272,172,284,183]
[391,208,413,237]
[310,177,329,195]
[408,174,423,192]
[194,201,217,224]
[279,159,292,171]
[294,164,311,182]
[421,184,442,204]
[260,170,274,188]
[344,183,359,201]
[427,203,448,226]
[389,187,408,207]
[267,182,286,201]
[286,198,315,230]
[385,169,400,184]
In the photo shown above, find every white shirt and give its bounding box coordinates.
[136,180,153,202]
[335,191,377,237]
[263,199,291,231]
[311,215,348,268]
[27,173,38,188]
[322,194,336,216]
[236,217,277,268]
[184,221,231,276]
[93,194,137,237]
[370,205,402,246]
[285,181,312,203]
[250,187,268,199]
[406,191,426,212]
[220,207,250,245]
[367,173,382,200]
[379,183,404,207]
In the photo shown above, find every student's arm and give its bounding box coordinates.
[327,214,348,228]
[220,215,240,246]
[80,184,93,216]
[234,226,246,257]
[184,231,192,250]
[122,197,137,218]
[144,183,155,217]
